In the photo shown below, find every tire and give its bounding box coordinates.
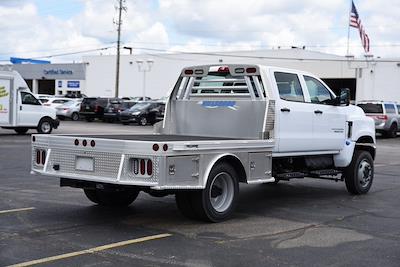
[191,162,239,222]
[84,188,140,206]
[71,112,79,121]
[386,123,397,138]
[14,128,29,134]
[139,117,147,126]
[37,118,53,134]
[344,150,374,195]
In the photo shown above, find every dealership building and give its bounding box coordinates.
[11,63,86,96]
[7,49,400,102]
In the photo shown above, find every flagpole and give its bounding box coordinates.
[346,0,352,55]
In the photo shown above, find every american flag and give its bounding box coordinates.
[350,1,370,53]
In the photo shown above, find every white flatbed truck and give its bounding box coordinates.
[31,64,375,222]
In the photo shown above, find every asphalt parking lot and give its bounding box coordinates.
[1,121,400,267]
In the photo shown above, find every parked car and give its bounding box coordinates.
[79,97,123,122]
[56,100,82,121]
[131,96,152,102]
[39,97,73,108]
[357,100,400,137]
[103,100,137,122]
[120,102,165,126]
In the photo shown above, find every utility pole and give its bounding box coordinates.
[114,0,126,98]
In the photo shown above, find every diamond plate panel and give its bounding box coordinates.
[46,149,121,179]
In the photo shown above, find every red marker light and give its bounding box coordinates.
[90,140,96,147]
[218,66,230,73]
[184,69,194,75]
[140,159,146,175]
[32,136,36,142]
[152,144,159,151]
[246,67,257,73]
[82,140,87,147]
[74,139,79,146]
[163,144,168,151]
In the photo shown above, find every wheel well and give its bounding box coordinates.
[216,155,247,183]
[39,116,52,122]
[356,136,376,159]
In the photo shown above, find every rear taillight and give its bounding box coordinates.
[35,149,46,166]
[94,105,99,112]
[375,115,388,120]
[131,158,153,176]
[147,160,153,176]
[140,159,146,175]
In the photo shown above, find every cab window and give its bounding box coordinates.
[304,76,334,104]
[274,72,304,102]
[21,92,41,105]
[384,103,396,114]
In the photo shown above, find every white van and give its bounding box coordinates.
[0,69,59,134]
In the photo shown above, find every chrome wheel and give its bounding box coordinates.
[209,172,234,213]
[357,159,372,188]
[140,117,147,126]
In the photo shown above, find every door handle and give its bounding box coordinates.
[20,106,22,111]
[280,108,290,112]
[314,110,323,114]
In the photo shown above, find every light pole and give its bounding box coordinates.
[136,59,154,100]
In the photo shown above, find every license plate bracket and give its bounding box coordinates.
[75,156,94,171]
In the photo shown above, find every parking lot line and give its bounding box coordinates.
[7,233,172,267]
[0,207,35,214]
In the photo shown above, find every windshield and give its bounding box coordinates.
[358,103,383,114]
[129,103,151,111]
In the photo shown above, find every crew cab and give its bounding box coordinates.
[0,69,59,134]
[31,64,375,222]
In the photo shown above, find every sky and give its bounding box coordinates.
[0,0,399,63]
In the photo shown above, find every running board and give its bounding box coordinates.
[275,172,305,180]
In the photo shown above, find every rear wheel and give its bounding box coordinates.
[37,118,53,134]
[71,112,79,121]
[83,189,140,206]
[175,162,239,222]
[14,128,29,134]
[344,150,374,195]
[386,123,397,138]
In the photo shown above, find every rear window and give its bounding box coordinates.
[357,103,383,114]
[384,103,396,114]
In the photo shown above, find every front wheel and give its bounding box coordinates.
[344,150,374,195]
[37,118,53,134]
[139,117,147,126]
[84,189,140,206]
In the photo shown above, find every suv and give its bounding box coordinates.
[119,102,165,126]
[79,97,123,122]
[103,100,137,122]
[357,100,400,138]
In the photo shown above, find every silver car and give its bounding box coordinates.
[357,101,400,138]
[56,100,82,121]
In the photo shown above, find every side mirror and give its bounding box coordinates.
[337,88,350,106]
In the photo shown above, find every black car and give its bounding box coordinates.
[120,102,165,126]
[103,100,137,122]
[79,97,122,122]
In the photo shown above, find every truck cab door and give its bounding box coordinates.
[17,91,43,126]
[301,75,346,151]
[273,71,314,152]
